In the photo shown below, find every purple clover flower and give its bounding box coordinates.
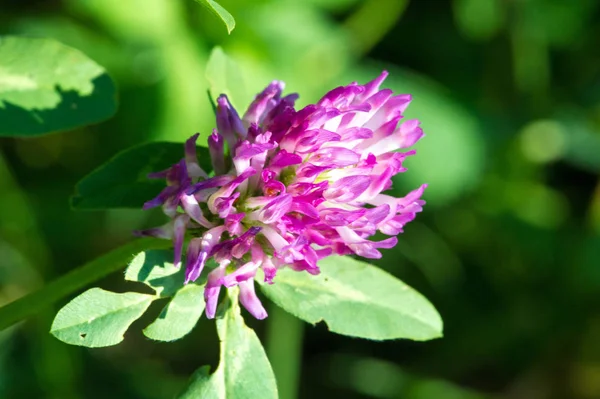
[136,71,427,320]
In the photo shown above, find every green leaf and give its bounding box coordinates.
[205,46,246,108]
[143,283,205,341]
[259,256,443,341]
[125,250,184,297]
[193,0,236,34]
[126,250,207,341]
[71,142,212,210]
[0,238,170,332]
[50,288,154,348]
[179,290,278,399]
[0,36,117,137]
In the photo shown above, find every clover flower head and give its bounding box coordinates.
[136,71,426,320]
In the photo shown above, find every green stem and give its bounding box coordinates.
[265,305,304,399]
[0,237,170,331]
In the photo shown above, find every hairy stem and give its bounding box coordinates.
[0,237,170,331]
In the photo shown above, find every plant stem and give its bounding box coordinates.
[265,304,304,399]
[0,237,170,331]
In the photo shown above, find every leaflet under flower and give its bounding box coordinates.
[135,71,427,320]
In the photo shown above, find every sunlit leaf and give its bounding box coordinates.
[259,256,443,341]
[125,250,184,297]
[50,288,154,348]
[71,142,212,210]
[0,36,116,137]
[143,283,205,342]
[193,0,236,34]
[179,290,278,399]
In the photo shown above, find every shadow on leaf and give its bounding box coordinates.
[0,73,117,137]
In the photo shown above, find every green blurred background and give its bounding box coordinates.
[1,0,600,398]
